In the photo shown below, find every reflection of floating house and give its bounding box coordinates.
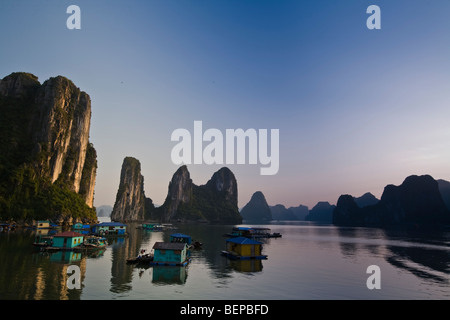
[49,251,82,263]
[150,242,190,266]
[152,266,187,284]
[222,237,267,260]
[91,222,127,236]
[229,259,263,272]
[52,231,84,249]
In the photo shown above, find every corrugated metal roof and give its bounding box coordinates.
[226,237,262,245]
[54,231,84,238]
[153,242,186,250]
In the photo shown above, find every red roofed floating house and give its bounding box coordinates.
[52,231,84,249]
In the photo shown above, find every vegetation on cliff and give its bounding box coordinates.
[0,72,97,224]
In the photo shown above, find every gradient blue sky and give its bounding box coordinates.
[1,0,450,209]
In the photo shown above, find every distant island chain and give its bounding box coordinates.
[171,121,279,175]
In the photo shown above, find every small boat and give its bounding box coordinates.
[224,227,282,239]
[170,233,203,249]
[127,249,154,264]
[127,254,154,264]
[192,240,203,249]
[83,236,108,249]
[141,223,164,231]
[33,235,53,248]
[251,228,282,238]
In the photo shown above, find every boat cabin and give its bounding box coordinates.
[151,242,189,266]
[223,237,267,260]
[52,231,84,249]
[170,233,192,245]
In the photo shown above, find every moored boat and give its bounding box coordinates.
[224,227,281,239]
[83,236,108,249]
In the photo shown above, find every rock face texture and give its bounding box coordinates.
[333,175,450,227]
[0,72,97,223]
[154,166,241,223]
[156,165,193,222]
[240,191,272,223]
[111,157,149,222]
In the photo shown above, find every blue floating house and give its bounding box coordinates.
[151,242,189,266]
[91,222,127,236]
[222,237,267,260]
[72,222,91,234]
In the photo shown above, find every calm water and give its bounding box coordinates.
[0,218,449,300]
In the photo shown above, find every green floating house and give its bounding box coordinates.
[151,242,189,266]
[52,231,84,249]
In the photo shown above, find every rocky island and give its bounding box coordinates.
[153,166,242,224]
[333,175,450,227]
[0,72,97,224]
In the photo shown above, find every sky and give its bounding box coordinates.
[1,0,450,209]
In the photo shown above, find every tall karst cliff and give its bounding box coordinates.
[240,191,272,223]
[111,157,154,222]
[152,166,242,224]
[0,72,97,223]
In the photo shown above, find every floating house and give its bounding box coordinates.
[222,237,267,260]
[72,223,91,234]
[33,220,51,229]
[151,242,189,266]
[52,231,84,249]
[91,222,127,236]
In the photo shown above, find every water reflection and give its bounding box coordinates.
[383,229,450,285]
[1,221,448,299]
[226,259,263,273]
[152,266,188,285]
[334,226,450,284]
